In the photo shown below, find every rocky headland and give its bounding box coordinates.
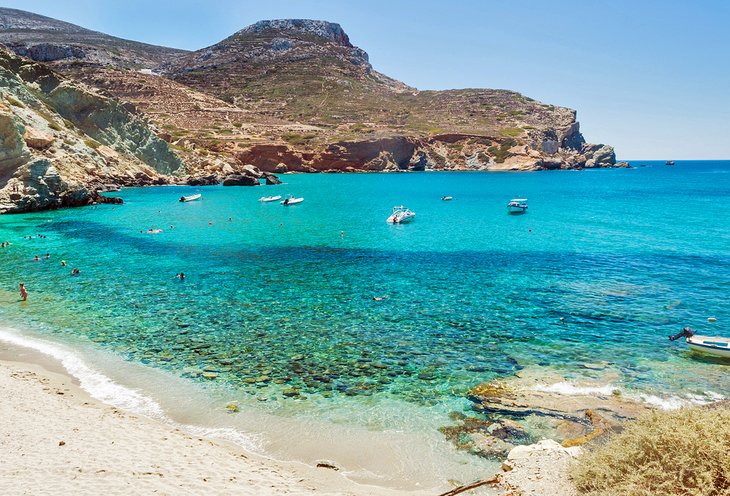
[0,8,625,214]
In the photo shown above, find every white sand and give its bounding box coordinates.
[0,358,433,495]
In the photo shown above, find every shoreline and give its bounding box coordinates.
[2,166,637,216]
[0,336,443,496]
[0,326,501,494]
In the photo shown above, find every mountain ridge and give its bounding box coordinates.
[0,7,187,68]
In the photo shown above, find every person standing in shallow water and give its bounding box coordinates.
[19,283,27,301]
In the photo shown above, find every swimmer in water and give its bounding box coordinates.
[33,255,39,261]
[71,268,80,275]
[61,260,67,267]
[19,283,27,301]
[176,272,185,281]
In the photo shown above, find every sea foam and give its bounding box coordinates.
[0,327,165,417]
[533,381,725,410]
[0,326,260,452]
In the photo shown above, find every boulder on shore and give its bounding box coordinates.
[263,172,282,185]
[222,173,259,186]
[498,439,581,495]
[187,174,220,186]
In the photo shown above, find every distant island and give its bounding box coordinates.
[0,8,623,213]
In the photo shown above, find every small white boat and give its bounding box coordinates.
[687,335,730,358]
[507,198,528,214]
[441,196,453,201]
[386,206,416,224]
[179,194,202,203]
[259,195,282,202]
[670,327,730,359]
[281,195,304,205]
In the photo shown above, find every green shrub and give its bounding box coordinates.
[282,132,316,146]
[499,127,523,137]
[572,406,730,496]
[37,108,62,131]
[6,95,24,107]
[487,139,517,163]
[83,138,101,149]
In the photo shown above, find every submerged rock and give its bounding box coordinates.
[443,367,652,460]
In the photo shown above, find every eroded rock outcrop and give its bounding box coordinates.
[0,46,183,213]
[236,130,619,173]
[440,367,650,461]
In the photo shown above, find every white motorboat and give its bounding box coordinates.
[507,198,528,214]
[179,193,202,202]
[687,335,730,358]
[259,195,282,202]
[386,206,416,224]
[670,327,730,359]
[441,196,453,201]
[281,195,304,205]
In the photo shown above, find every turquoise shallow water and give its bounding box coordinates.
[0,161,728,483]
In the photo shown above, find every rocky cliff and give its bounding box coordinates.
[0,47,184,213]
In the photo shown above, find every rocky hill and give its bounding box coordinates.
[0,7,186,69]
[0,9,621,205]
[162,19,616,172]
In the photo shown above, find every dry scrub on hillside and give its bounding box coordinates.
[572,406,730,496]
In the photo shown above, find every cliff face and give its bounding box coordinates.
[0,47,184,213]
[0,9,621,214]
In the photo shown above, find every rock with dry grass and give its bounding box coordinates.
[572,406,730,496]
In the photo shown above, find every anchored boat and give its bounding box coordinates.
[669,327,730,358]
[507,198,528,214]
[386,206,416,224]
[259,195,282,202]
[281,195,304,205]
[179,194,202,202]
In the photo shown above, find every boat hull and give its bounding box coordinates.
[687,336,730,358]
[387,213,415,224]
[180,194,202,202]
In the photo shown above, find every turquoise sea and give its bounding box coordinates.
[0,160,728,488]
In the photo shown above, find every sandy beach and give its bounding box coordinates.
[0,348,438,496]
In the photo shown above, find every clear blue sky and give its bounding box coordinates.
[3,0,729,159]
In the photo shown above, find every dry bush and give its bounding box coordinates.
[572,406,730,496]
